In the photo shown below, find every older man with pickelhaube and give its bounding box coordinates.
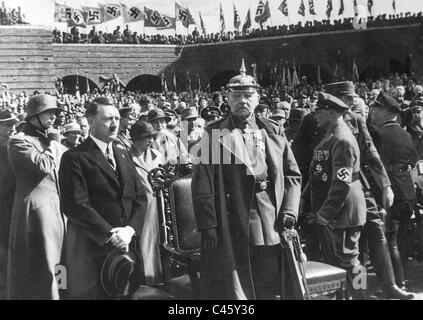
[369,91,418,296]
[302,92,367,299]
[295,82,413,299]
[7,94,67,300]
[191,60,302,300]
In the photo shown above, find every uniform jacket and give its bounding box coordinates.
[372,120,418,201]
[7,124,67,300]
[59,137,147,299]
[292,111,391,190]
[305,121,366,228]
[191,115,301,300]
[406,122,423,159]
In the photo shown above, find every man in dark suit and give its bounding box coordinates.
[59,97,147,300]
[192,60,302,300]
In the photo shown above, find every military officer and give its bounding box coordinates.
[117,104,136,151]
[369,91,418,294]
[296,81,413,299]
[191,60,302,300]
[406,99,423,159]
[200,106,222,124]
[302,92,367,299]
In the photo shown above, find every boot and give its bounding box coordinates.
[383,284,414,300]
[368,234,396,289]
[388,243,406,288]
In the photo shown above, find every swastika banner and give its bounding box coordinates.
[82,6,103,25]
[100,4,122,22]
[122,4,145,23]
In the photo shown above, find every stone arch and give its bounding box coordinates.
[124,74,162,93]
[209,70,239,92]
[62,75,99,95]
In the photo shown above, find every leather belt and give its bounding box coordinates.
[255,180,270,192]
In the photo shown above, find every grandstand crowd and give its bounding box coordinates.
[52,11,423,45]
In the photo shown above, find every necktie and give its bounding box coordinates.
[106,145,116,171]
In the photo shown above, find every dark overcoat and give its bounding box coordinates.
[191,116,302,300]
[7,125,67,300]
[59,137,147,299]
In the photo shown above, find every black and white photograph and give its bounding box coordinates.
[1,0,423,303]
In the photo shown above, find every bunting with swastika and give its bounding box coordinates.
[101,4,122,22]
[122,4,145,23]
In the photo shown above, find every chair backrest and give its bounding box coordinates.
[148,163,201,257]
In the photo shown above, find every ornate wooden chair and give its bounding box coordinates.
[148,163,201,299]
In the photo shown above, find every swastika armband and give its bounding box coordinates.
[336,168,352,182]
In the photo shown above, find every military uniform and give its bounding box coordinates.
[372,118,418,286]
[192,61,301,300]
[303,93,366,270]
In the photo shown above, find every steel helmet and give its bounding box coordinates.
[25,94,59,120]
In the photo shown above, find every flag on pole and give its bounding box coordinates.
[197,73,201,90]
[82,6,103,25]
[68,9,86,28]
[353,59,360,82]
[338,0,345,16]
[278,0,289,16]
[353,0,358,16]
[175,2,195,28]
[144,7,164,28]
[298,0,306,17]
[187,70,192,91]
[158,15,176,30]
[161,73,168,92]
[86,76,90,95]
[251,63,258,82]
[367,0,374,15]
[255,0,271,25]
[326,0,333,19]
[173,72,177,91]
[54,3,72,23]
[392,0,396,13]
[101,4,122,22]
[287,66,292,86]
[292,66,300,87]
[281,65,286,86]
[122,5,144,23]
[334,49,340,79]
[309,0,317,15]
[242,7,252,33]
[233,3,241,30]
[199,11,206,34]
[219,2,225,33]
[317,65,322,84]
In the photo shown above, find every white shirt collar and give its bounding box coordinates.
[90,134,113,156]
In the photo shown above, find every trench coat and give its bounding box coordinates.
[131,147,163,285]
[7,124,67,300]
[191,115,302,300]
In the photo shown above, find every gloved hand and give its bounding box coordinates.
[280,214,296,230]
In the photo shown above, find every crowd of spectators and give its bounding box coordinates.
[52,11,423,45]
[1,70,422,136]
[0,1,26,26]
